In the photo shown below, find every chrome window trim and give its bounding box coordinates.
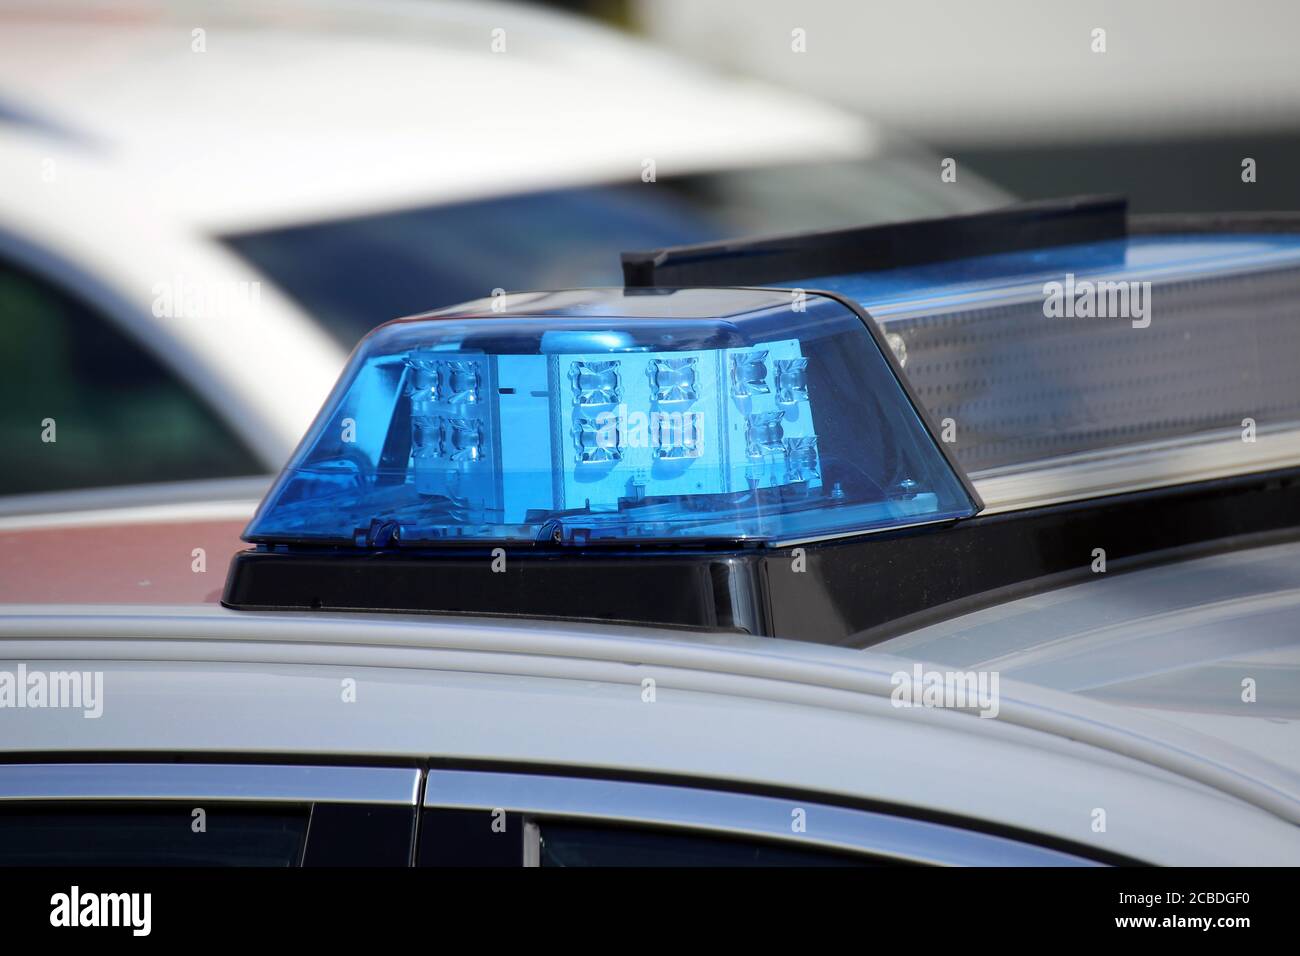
[424,769,1099,867]
[522,820,542,868]
[0,763,421,807]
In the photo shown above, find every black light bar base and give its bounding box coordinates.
[224,467,1300,647]
[223,549,768,634]
[621,195,1127,288]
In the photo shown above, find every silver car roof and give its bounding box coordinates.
[3,601,1298,864]
[876,536,1300,776]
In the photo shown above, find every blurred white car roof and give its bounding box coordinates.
[0,0,878,232]
[0,0,890,467]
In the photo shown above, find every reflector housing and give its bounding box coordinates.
[244,288,977,548]
[797,233,1300,473]
[621,199,1300,498]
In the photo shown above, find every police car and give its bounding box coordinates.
[1,198,1297,867]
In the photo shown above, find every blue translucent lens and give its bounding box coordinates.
[245,288,977,547]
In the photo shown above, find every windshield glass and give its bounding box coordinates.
[225,159,1005,347]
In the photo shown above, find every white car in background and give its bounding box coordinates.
[0,0,1007,514]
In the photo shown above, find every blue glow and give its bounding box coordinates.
[245,288,977,547]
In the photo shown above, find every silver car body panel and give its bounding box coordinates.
[2,602,1298,864]
[876,538,1300,774]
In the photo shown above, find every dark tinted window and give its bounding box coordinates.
[301,804,416,867]
[227,160,998,348]
[0,803,309,866]
[538,822,885,867]
[417,808,524,867]
[0,261,263,496]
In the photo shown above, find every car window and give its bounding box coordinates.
[417,808,525,867]
[416,809,876,867]
[0,802,308,867]
[535,821,880,867]
[0,260,262,496]
[416,770,1097,867]
[226,159,1002,348]
[0,764,419,867]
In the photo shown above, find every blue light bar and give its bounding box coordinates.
[245,288,978,548]
[622,200,1300,485]
[782,234,1300,473]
